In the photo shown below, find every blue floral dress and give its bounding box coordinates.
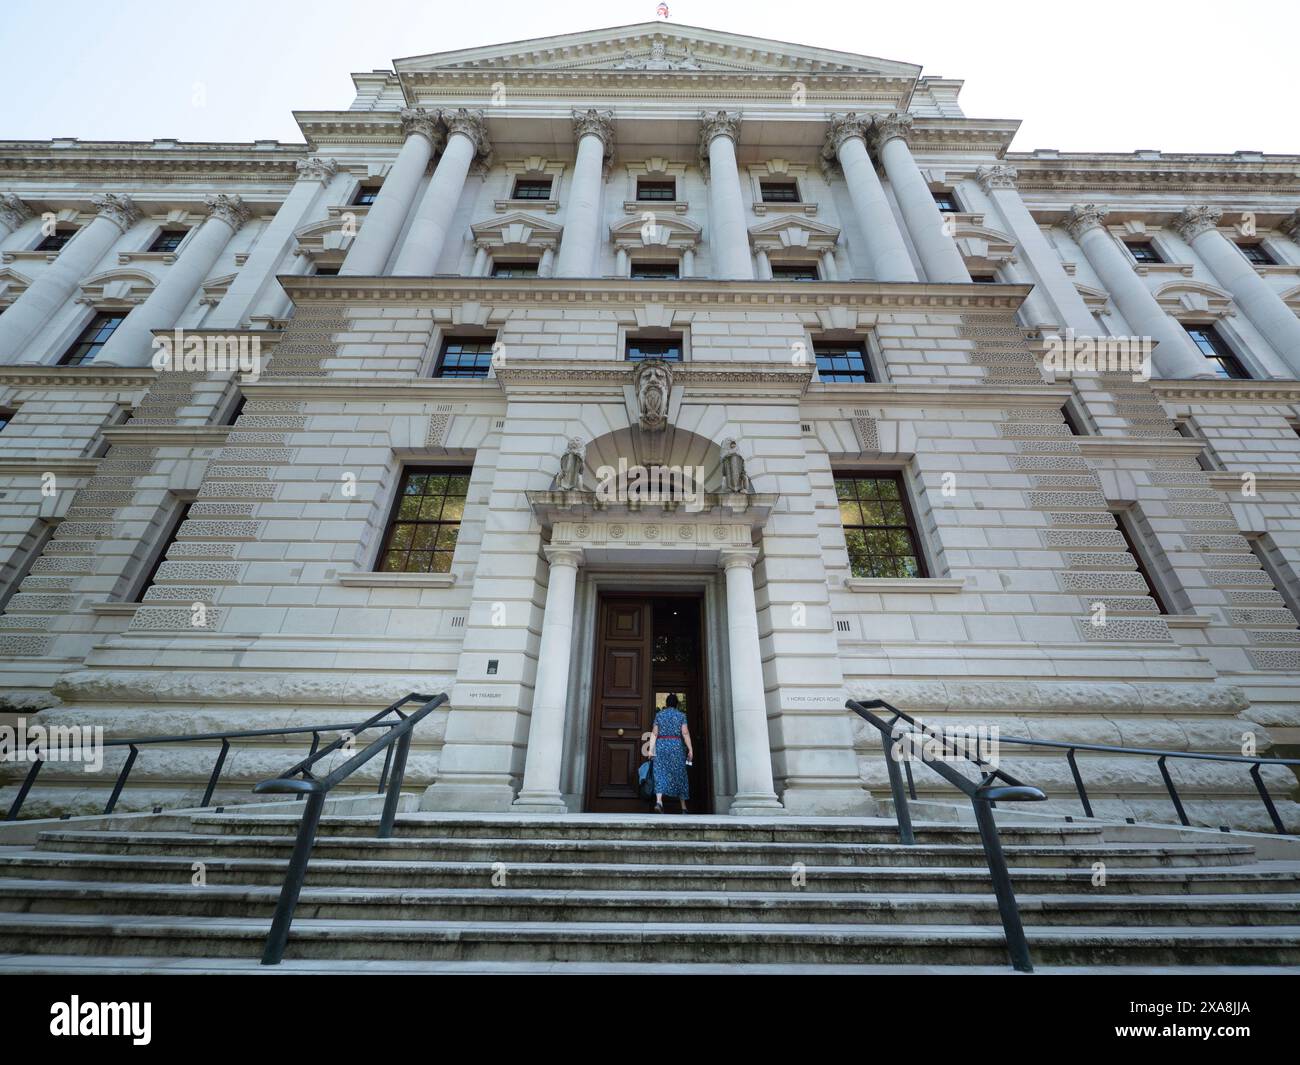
[652,707,689,799]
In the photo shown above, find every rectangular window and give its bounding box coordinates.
[629,261,679,280]
[835,473,927,578]
[1125,241,1162,264]
[133,501,193,603]
[1173,419,1221,471]
[636,179,676,201]
[377,467,471,574]
[491,260,539,278]
[1061,403,1087,436]
[148,229,187,253]
[435,335,496,378]
[932,191,962,213]
[814,339,873,383]
[1237,242,1275,265]
[1247,534,1300,626]
[771,262,819,281]
[59,312,128,366]
[1113,508,1175,615]
[625,335,683,361]
[36,228,76,252]
[1183,324,1249,379]
[0,520,56,614]
[352,182,382,206]
[970,274,999,283]
[0,407,13,431]
[511,178,552,200]
[314,264,340,276]
[759,180,800,203]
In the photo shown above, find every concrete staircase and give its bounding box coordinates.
[2,811,1299,972]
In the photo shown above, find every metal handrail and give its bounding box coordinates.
[4,717,409,822]
[902,728,1299,836]
[846,698,1046,972]
[252,691,447,965]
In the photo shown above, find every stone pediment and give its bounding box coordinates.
[470,211,564,250]
[748,215,841,252]
[393,23,922,80]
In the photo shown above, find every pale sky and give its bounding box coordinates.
[1,0,1295,155]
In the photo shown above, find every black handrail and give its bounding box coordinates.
[4,717,404,822]
[969,734,1300,836]
[846,698,1046,972]
[252,691,447,965]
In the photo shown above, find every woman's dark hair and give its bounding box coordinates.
[664,693,679,708]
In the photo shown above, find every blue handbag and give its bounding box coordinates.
[637,759,655,801]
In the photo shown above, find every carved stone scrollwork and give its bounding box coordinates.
[822,113,871,162]
[572,108,616,173]
[1172,205,1225,243]
[870,112,914,149]
[0,192,33,231]
[1281,210,1300,243]
[399,106,442,146]
[90,192,140,233]
[633,359,673,431]
[204,192,251,233]
[697,110,741,173]
[442,108,492,170]
[295,157,339,183]
[1063,203,1110,241]
[976,164,1018,192]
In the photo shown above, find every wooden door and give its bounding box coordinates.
[584,598,653,813]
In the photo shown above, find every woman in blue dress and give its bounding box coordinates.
[650,693,693,813]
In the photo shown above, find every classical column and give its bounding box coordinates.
[681,247,695,278]
[871,114,970,283]
[554,110,615,278]
[538,247,555,278]
[820,249,840,281]
[392,109,490,276]
[3,193,140,364]
[339,108,441,276]
[1064,205,1211,379]
[720,548,784,815]
[0,193,33,241]
[208,157,341,329]
[973,166,1097,335]
[95,194,251,367]
[822,114,917,282]
[754,248,772,280]
[699,111,754,280]
[1174,206,1300,376]
[512,546,583,812]
[470,245,489,277]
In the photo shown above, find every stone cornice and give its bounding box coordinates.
[293,111,410,148]
[1208,472,1300,492]
[0,457,100,476]
[0,141,306,181]
[1075,437,1213,458]
[241,377,502,400]
[1005,153,1300,195]
[1151,379,1300,402]
[102,425,231,447]
[803,383,1071,408]
[494,359,813,399]
[278,275,1034,313]
[0,366,155,389]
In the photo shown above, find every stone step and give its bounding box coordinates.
[192,814,1109,846]
[2,852,1296,895]
[3,879,1298,928]
[4,912,1298,966]
[31,831,1261,869]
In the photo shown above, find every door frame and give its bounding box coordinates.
[562,568,734,812]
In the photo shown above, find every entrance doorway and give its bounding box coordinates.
[583,593,712,813]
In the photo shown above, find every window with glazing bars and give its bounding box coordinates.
[512,178,552,200]
[149,229,187,252]
[835,473,927,578]
[625,336,682,361]
[376,468,471,574]
[59,312,128,366]
[637,179,676,201]
[1183,324,1249,379]
[814,340,873,383]
[435,336,495,378]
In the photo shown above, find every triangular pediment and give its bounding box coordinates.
[394,23,921,80]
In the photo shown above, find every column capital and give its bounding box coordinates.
[204,192,251,233]
[976,164,1018,192]
[719,546,760,572]
[1280,210,1300,242]
[0,192,33,231]
[871,112,914,152]
[441,107,493,170]
[399,106,443,147]
[1171,205,1224,243]
[90,192,140,233]
[699,109,741,145]
[1063,203,1110,241]
[543,544,584,569]
[295,157,339,183]
[571,108,615,172]
[821,112,871,164]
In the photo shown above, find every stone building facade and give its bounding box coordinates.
[1,23,1298,826]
